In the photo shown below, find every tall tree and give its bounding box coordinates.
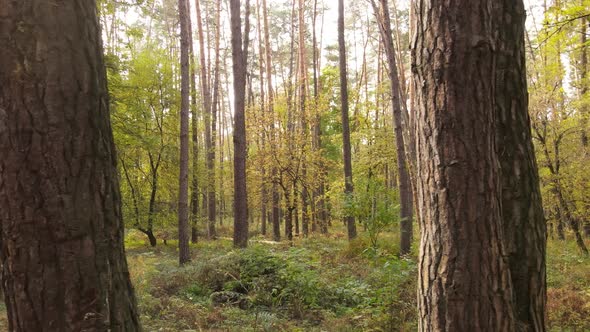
[338,0,358,240]
[261,0,282,242]
[298,0,311,237]
[411,0,515,330]
[0,0,141,329]
[178,0,192,265]
[190,0,200,244]
[195,0,217,239]
[208,0,222,239]
[369,0,414,255]
[231,0,250,248]
[495,0,548,330]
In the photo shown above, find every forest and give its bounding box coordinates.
[0,0,589,331]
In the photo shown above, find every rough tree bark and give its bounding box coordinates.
[338,0,357,240]
[411,1,516,330]
[0,0,141,330]
[494,1,547,330]
[178,0,192,265]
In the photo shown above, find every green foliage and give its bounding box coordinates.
[124,238,420,331]
[341,176,399,250]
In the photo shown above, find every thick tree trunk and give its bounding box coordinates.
[494,1,547,330]
[0,0,141,330]
[231,0,250,248]
[370,0,414,256]
[411,1,516,330]
[338,0,357,240]
[178,0,192,265]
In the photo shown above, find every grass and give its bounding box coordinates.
[128,232,418,331]
[0,229,587,331]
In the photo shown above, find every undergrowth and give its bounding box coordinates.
[128,234,418,331]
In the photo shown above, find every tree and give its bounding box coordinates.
[338,0,358,240]
[369,0,414,255]
[178,0,192,265]
[189,0,200,244]
[231,0,250,248]
[0,0,141,330]
[261,0,282,242]
[411,1,515,330]
[495,0,547,329]
[195,0,220,239]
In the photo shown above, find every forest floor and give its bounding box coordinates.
[0,228,588,331]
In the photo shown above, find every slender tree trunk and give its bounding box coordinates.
[494,1,548,329]
[338,0,357,240]
[0,0,141,329]
[147,152,162,247]
[370,0,414,255]
[189,0,200,244]
[298,0,310,238]
[581,2,589,148]
[262,0,281,241]
[195,0,215,239]
[256,0,268,236]
[411,1,516,330]
[311,0,326,234]
[207,0,222,239]
[178,0,192,265]
[231,0,250,248]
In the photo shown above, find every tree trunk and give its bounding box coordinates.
[195,0,216,240]
[580,0,589,148]
[298,0,310,238]
[256,0,268,237]
[370,0,414,256]
[262,0,281,242]
[411,1,516,330]
[311,0,326,235]
[189,0,200,244]
[178,0,192,265]
[0,0,140,329]
[207,0,222,240]
[494,1,547,329]
[338,0,357,240]
[231,0,250,248]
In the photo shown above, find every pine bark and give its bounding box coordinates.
[178,0,192,265]
[338,0,357,240]
[0,0,141,330]
[411,1,515,330]
[494,1,547,330]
